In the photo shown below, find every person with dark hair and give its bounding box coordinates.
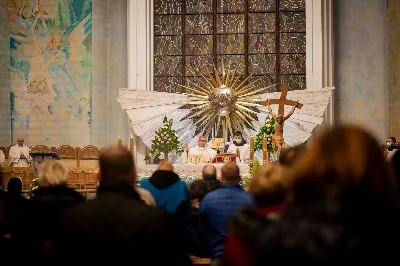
[278,144,306,167]
[202,165,221,191]
[388,136,397,151]
[387,136,398,160]
[189,179,211,204]
[0,173,7,251]
[227,131,251,164]
[255,125,400,264]
[50,148,191,265]
[2,177,27,254]
[188,179,212,258]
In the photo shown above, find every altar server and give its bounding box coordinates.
[182,135,217,164]
[8,137,33,167]
[227,131,250,164]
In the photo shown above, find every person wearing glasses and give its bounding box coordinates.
[182,136,217,164]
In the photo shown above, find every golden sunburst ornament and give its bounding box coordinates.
[175,61,274,139]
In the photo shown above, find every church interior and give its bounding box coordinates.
[1,0,400,263]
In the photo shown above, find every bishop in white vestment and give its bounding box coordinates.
[8,137,33,167]
[182,135,217,164]
[227,131,250,164]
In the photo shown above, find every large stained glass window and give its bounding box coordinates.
[154,0,306,93]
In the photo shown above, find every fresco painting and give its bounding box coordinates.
[2,0,92,146]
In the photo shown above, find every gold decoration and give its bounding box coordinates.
[174,61,274,141]
[249,136,254,166]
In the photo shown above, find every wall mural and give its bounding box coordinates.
[2,0,92,146]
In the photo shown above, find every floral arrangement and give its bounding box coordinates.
[255,115,276,153]
[26,177,39,199]
[251,159,261,175]
[240,174,251,190]
[137,173,198,186]
[145,116,184,160]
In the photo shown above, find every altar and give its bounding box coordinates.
[136,164,251,183]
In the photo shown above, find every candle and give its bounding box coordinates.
[118,136,122,147]
[262,134,267,165]
[130,136,134,152]
[249,136,254,165]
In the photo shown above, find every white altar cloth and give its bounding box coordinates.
[136,164,251,178]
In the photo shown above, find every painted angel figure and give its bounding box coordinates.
[9,1,92,144]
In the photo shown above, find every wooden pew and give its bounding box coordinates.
[0,144,101,198]
[1,167,34,192]
[0,166,97,197]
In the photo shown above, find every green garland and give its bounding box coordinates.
[145,116,184,160]
[255,115,277,153]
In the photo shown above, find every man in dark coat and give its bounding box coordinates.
[49,147,191,265]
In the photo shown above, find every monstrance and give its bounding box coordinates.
[118,63,334,156]
[173,61,273,144]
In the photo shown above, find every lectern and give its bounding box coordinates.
[29,151,60,177]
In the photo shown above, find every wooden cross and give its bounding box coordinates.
[261,84,303,115]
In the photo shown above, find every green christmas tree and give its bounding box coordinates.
[145,116,184,160]
[255,115,276,153]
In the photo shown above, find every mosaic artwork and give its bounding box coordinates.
[2,0,92,145]
[154,0,306,93]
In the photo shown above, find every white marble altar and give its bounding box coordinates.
[136,164,251,178]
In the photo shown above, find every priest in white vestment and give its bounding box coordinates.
[0,150,5,167]
[8,137,33,167]
[182,135,217,164]
[227,131,250,164]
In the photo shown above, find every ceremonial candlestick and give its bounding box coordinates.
[130,136,134,152]
[118,137,122,148]
[249,136,254,166]
[262,134,267,165]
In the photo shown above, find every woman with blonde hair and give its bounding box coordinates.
[221,163,287,266]
[255,125,400,265]
[15,160,84,260]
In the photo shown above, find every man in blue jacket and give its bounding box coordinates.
[198,162,254,265]
[140,161,192,231]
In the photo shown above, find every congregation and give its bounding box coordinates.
[1,125,400,265]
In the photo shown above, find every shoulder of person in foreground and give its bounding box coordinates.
[135,186,156,206]
[50,199,191,259]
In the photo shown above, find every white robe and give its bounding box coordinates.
[227,143,251,164]
[0,150,5,167]
[387,149,398,161]
[182,146,217,164]
[8,144,33,167]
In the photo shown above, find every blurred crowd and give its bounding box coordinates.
[1,125,400,266]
